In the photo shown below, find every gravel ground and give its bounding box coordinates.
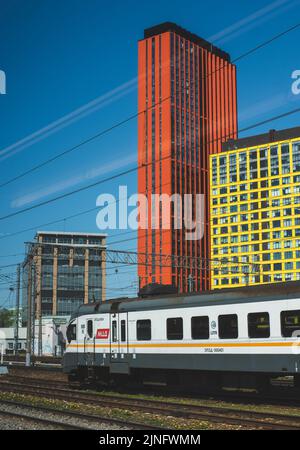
[0,410,63,430]
[0,402,129,430]
[8,367,66,382]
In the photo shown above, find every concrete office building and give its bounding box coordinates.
[22,231,106,322]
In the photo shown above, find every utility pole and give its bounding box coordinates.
[188,274,194,293]
[0,343,4,365]
[26,259,32,367]
[36,262,42,357]
[31,264,36,361]
[14,264,21,357]
[38,310,42,357]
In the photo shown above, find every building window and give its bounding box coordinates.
[137,320,151,341]
[57,298,83,316]
[191,316,209,340]
[292,142,300,172]
[248,312,270,338]
[73,237,87,244]
[218,314,238,339]
[167,317,183,340]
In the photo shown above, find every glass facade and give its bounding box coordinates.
[22,233,106,322]
[138,24,237,293]
[210,138,300,288]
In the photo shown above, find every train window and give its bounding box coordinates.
[137,320,151,340]
[248,312,270,338]
[121,320,126,342]
[218,314,238,339]
[281,310,300,337]
[112,320,117,342]
[191,316,209,339]
[66,322,76,343]
[167,318,183,340]
[87,320,93,338]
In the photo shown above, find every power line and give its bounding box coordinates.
[24,242,260,273]
[0,180,172,241]
[0,164,139,221]
[232,22,300,63]
[1,21,299,190]
[0,277,16,285]
[1,104,300,223]
[0,290,14,309]
[0,113,141,189]
[0,253,25,258]
[1,176,299,245]
[0,211,98,241]
[0,263,21,269]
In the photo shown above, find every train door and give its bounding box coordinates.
[110,312,129,369]
[66,318,78,364]
[84,317,95,366]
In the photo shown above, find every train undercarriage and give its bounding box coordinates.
[67,365,299,395]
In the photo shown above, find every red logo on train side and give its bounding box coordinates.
[96,328,110,339]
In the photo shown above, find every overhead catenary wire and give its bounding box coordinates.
[0,289,15,309]
[0,179,173,241]
[0,21,299,231]
[0,22,299,296]
[0,21,299,190]
[3,173,300,271]
[1,192,300,272]
[1,105,300,223]
[22,241,260,276]
[0,253,25,258]
[1,184,299,246]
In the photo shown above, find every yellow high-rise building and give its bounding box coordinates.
[210,127,300,289]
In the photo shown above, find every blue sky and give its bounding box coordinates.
[0,0,300,304]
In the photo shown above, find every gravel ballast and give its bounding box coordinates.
[0,401,129,430]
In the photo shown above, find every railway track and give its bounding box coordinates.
[4,355,62,364]
[0,377,299,430]
[0,407,89,430]
[4,374,300,411]
[7,368,299,405]
[0,399,161,430]
[4,373,300,410]
[3,362,62,372]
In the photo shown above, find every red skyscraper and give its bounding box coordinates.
[137,23,237,292]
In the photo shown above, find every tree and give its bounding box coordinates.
[0,309,15,327]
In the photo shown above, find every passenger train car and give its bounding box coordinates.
[63,281,300,391]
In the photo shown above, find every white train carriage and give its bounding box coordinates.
[63,281,300,390]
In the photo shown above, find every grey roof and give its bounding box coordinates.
[222,126,300,152]
[70,281,300,320]
[143,22,231,62]
[36,231,107,237]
